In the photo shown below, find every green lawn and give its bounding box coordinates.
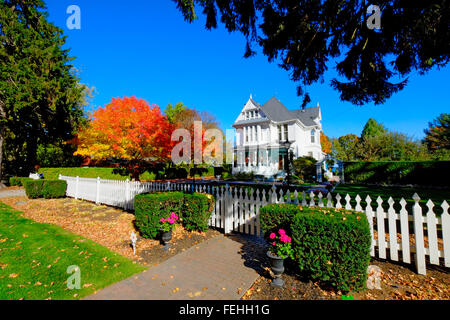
[0,201,145,300]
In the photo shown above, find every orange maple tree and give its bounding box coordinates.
[320,132,332,154]
[74,96,174,180]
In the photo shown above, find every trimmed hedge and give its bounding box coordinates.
[259,203,298,240]
[38,167,130,181]
[23,179,67,199]
[38,165,227,181]
[344,161,450,187]
[260,204,371,292]
[134,192,214,238]
[182,193,215,232]
[9,177,32,186]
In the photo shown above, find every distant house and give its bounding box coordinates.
[232,96,324,178]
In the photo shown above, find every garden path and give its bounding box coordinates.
[0,188,26,198]
[85,234,263,300]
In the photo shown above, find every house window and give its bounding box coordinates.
[308,152,313,158]
[311,129,316,143]
[245,127,249,142]
[255,110,259,118]
[278,125,282,141]
[284,124,288,141]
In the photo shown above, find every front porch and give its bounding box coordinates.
[232,146,290,178]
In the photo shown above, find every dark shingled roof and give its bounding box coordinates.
[260,97,320,126]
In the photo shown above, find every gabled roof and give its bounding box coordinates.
[290,106,321,127]
[233,96,321,127]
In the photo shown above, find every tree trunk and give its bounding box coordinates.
[0,99,5,182]
[0,133,3,182]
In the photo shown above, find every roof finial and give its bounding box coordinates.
[250,94,253,99]
[317,102,320,107]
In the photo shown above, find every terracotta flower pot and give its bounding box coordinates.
[267,251,285,287]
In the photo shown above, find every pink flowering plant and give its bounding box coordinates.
[159,212,179,232]
[268,229,294,259]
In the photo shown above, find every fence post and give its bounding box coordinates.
[125,179,130,211]
[224,184,232,234]
[75,176,79,200]
[167,181,170,191]
[96,177,100,204]
[412,193,426,275]
[270,184,277,204]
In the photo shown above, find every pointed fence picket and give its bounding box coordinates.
[58,174,449,275]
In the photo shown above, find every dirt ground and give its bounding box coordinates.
[0,194,221,267]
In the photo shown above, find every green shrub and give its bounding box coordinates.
[291,205,371,292]
[182,193,214,232]
[259,203,299,239]
[134,192,185,239]
[293,156,316,182]
[9,177,32,186]
[23,179,67,199]
[260,203,371,292]
[134,192,214,238]
[344,161,450,187]
[9,177,22,186]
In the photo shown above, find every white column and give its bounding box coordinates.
[258,125,262,142]
[244,127,247,145]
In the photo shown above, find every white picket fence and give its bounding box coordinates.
[59,175,450,275]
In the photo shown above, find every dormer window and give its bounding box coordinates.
[255,110,259,118]
[311,129,316,143]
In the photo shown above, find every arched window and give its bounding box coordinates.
[311,129,316,143]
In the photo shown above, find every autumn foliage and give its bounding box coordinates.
[75,97,173,179]
[320,132,332,154]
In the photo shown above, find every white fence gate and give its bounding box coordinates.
[59,175,449,275]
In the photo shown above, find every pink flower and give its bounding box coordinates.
[167,218,175,224]
[280,234,291,243]
[272,242,276,246]
[269,233,276,239]
[278,229,286,235]
[160,218,165,223]
[170,212,178,219]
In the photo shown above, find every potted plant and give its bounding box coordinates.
[159,212,179,246]
[267,229,293,287]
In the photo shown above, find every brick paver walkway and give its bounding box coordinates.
[85,234,262,300]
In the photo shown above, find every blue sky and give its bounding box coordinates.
[45,0,449,140]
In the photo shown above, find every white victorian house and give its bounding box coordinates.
[232,96,325,178]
